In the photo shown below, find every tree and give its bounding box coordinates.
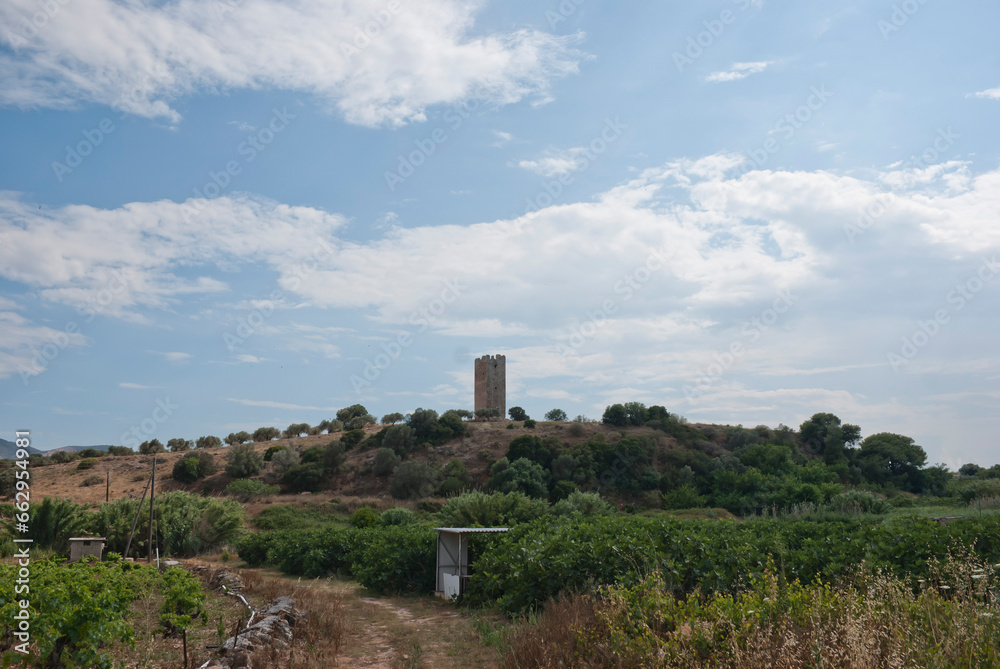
[487,457,549,498]
[316,419,343,434]
[623,402,649,426]
[225,443,264,479]
[959,463,984,477]
[252,426,280,442]
[225,431,251,446]
[283,423,311,439]
[475,408,500,421]
[172,452,217,484]
[509,406,528,421]
[383,425,417,457]
[857,432,927,491]
[506,435,555,469]
[390,462,443,499]
[381,412,405,425]
[602,404,628,427]
[139,439,165,454]
[337,404,370,423]
[798,413,860,466]
[647,405,669,421]
[545,408,567,422]
[267,447,300,480]
[195,435,221,449]
[167,438,192,453]
[373,448,401,476]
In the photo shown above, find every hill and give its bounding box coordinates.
[0,437,43,460]
[44,444,116,454]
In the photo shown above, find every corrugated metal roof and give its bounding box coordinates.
[434,527,509,533]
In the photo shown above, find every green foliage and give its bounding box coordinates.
[373,448,401,477]
[857,432,928,492]
[283,422,311,438]
[337,404,370,423]
[252,426,281,442]
[351,525,437,594]
[195,435,222,449]
[139,439,165,454]
[408,407,465,445]
[268,446,300,477]
[81,474,105,487]
[167,438,192,452]
[350,506,380,528]
[341,429,366,450]
[523,418,537,429]
[622,401,649,426]
[662,484,706,510]
[75,457,97,470]
[545,408,567,421]
[379,507,416,526]
[253,503,344,531]
[0,558,160,668]
[391,461,443,499]
[825,490,891,515]
[488,457,549,498]
[506,435,555,469]
[383,424,417,457]
[548,491,614,517]
[225,431,252,445]
[158,567,207,636]
[509,406,528,421]
[282,462,327,492]
[172,451,216,484]
[437,491,548,527]
[11,497,89,552]
[263,445,286,461]
[549,480,577,503]
[225,442,264,478]
[225,478,280,501]
[107,445,134,456]
[602,404,628,427]
[316,419,344,434]
[438,458,471,496]
[381,412,405,425]
[93,491,244,558]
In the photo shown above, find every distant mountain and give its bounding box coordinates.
[44,445,116,454]
[0,438,44,460]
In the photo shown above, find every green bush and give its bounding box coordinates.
[81,474,105,487]
[172,451,217,484]
[349,507,380,528]
[341,429,366,450]
[825,490,891,515]
[76,457,98,470]
[225,478,280,502]
[107,445,134,456]
[195,435,222,449]
[548,491,614,517]
[12,497,89,552]
[282,462,327,492]
[351,525,436,594]
[487,457,549,498]
[225,443,264,478]
[382,425,417,457]
[373,448,401,476]
[379,507,416,526]
[391,461,443,500]
[523,419,537,429]
[263,445,286,462]
[437,491,548,527]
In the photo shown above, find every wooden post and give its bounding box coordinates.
[148,456,156,564]
[105,471,110,503]
[123,472,152,559]
[182,629,188,668]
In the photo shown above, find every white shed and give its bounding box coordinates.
[68,537,106,562]
[434,527,508,598]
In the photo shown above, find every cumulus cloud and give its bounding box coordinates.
[706,61,774,83]
[973,87,1000,100]
[0,0,585,126]
[517,147,591,176]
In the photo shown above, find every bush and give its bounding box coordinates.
[382,425,417,457]
[380,507,416,526]
[195,435,222,449]
[509,406,528,421]
[107,445,134,456]
[225,431,252,446]
[390,461,443,500]
[350,507,380,528]
[263,445,286,461]
[825,490,891,515]
[17,497,89,553]
[81,474,105,487]
[268,447,300,477]
[79,448,103,458]
[225,478,280,502]
[373,448,401,477]
[341,429,366,450]
[139,439,165,454]
[167,438,192,452]
[545,409,568,422]
[524,419,537,429]
[437,491,548,527]
[351,525,437,594]
[172,451,216,484]
[225,443,264,478]
[76,458,98,470]
[282,463,327,493]
[487,457,549,498]
[548,491,615,517]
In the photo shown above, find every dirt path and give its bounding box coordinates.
[305,579,502,669]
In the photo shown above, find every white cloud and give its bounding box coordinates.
[225,398,338,412]
[235,354,265,364]
[149,351,193,362]
[972,87,1000,100]
[0,0,585,126]
[0,310,86,381]
[517,147,589,176]
[705,61,774,83]
[119,382,159,389]
[491,130,513,147]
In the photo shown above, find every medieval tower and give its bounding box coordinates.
[474,354,506,418]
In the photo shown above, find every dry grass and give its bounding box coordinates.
[502,550,1000,669]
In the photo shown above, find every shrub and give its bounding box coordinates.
[350,507,380,528]
[509,406,528,421]
[487,457,549,498]
[549,480,577,503]
[545,409,568,422]
[263,445,286,461]
[252,426,280,442]
[568,423,586,438]
[524,418,537,429]
[341,429,366,450]
[390,461,443,500]
[225,431,252,446]
[81,474,105,487]
[107,445,133,456]
[225,443,264,478]
[139,439,165,454]
[283,423,311,439]
[380,507,416,526]
[167,438,192,452]
[17,497,90,552]
[825,490,891,515]
[351,525,437,594]
[195,435,222,449]
[268,447,300,477]
[79,448,103,458]
[437,491,548,527]
[225,478,280,502]
[382,424,417,457]
[373,448,401,477]
[549,491,615,517]
[438,459,471,496]
[663,484,707,510]
[601,404,628,427]
[282,463,327,493]
[172,451,216,484]
[76,458,98,470]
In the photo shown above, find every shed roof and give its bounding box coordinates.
[68,537,107,541]
[434,527,508,534]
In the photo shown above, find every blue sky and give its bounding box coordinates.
[1,0,998,466]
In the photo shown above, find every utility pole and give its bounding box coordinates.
[147,456,156,564]
[105,471,109,503]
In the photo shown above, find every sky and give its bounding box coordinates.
[0,0,998,466]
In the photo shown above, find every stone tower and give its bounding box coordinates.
[474,354,506,419]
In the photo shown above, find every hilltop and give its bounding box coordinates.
[0,437,43,460]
